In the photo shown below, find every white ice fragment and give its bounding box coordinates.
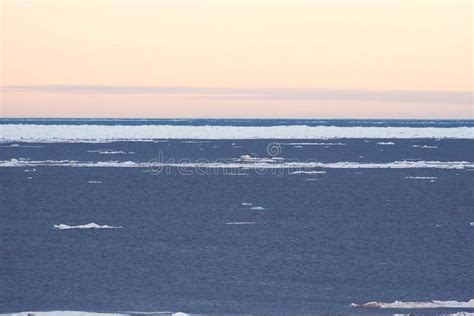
[54,223,122,230]
[226,222,256,225]
[351,299,474,309]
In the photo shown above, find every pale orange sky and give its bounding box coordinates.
[1,0,472,118]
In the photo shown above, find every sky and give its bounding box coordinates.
[1,0,472,119]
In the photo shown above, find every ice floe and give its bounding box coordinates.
[291,171,327,175]
[226,222,256,225]
[1,125,473,142]
[241,202,253,206]
[351,299,474,309]
[87,180,102,184]
[180,140,210,144]
[87,150,128,154]
[0,143,44,148]
[412,145,438,149]
[249,206,265,210]
[377,142,395,145]
[54,223,122,230]
[281,142,346,146]
[405,176,438,180]
[235,155,284,163]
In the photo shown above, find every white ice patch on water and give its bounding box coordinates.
[88,180,102,184]
[291,171,327,175]
[87,150,128,155]
[0,143,45,148]
[1,125,473,142]
[351,299,474,309]
[412,145,438,149]
[180,140,210,144]
[377,142,395,145]
[249,206,265,210]
[470,222,474,227]
[54,223,122,230]
[281,142,346,146]
[242,202,253,206]
[226,222,256,225]
[405,176,438,180]
[235,155,284,163]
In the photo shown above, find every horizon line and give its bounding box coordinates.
[2,84,472,105]
[1,117,473,121]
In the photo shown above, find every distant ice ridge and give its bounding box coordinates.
[1,124,473,142]
[54,223,122,230]
[351,299,474,309]
[1,159,473,170]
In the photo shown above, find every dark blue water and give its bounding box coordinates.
[0,120,473,315]
[0,139,472,164]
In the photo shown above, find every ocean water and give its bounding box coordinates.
[0,119,473,316]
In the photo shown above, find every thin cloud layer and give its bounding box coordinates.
[2,85,472,105]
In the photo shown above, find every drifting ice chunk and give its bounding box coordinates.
[351,299,474,309]
[54,223,122,230]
